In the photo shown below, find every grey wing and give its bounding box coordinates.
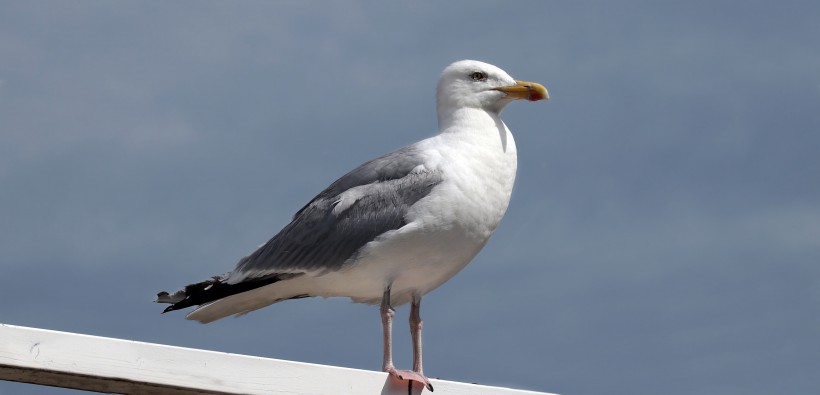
[292,145,427,217]
[229,145,442,281]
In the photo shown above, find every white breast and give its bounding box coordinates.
[310,111,518,306]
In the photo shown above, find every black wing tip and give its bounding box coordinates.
[156,273,288,316]
[156,291,184,314]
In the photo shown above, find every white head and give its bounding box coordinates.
[436,60,548,123]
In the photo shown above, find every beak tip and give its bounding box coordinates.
[530,91,549,101]
[529,86,549,101]
[495,80,549,102]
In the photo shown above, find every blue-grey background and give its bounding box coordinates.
[2,2,819,394]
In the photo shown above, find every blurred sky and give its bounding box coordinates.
[1,2,819,395]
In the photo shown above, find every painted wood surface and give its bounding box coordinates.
[0,324,556,395]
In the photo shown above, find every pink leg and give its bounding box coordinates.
[380,288,396,373]
[380,288,434,392]
[410,297,424,374]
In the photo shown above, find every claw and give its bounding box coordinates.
[386,367,434,392]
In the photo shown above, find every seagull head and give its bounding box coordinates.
[436,60,548,119]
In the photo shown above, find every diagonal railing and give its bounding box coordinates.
[0,324,556,395]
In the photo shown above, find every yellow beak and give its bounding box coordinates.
[494,80,549,101]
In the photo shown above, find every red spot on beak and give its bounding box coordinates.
[528,92,545,101]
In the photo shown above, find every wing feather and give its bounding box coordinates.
[229,145,441,282]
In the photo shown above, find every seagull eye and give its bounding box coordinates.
[469,71,487,81]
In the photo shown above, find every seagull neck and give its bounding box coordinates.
[437,107,502,133]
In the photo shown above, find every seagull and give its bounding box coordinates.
[157,60,548,391]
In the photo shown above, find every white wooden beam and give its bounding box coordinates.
[0,323,556,395]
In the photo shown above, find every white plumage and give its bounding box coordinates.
[158,60,548,391]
